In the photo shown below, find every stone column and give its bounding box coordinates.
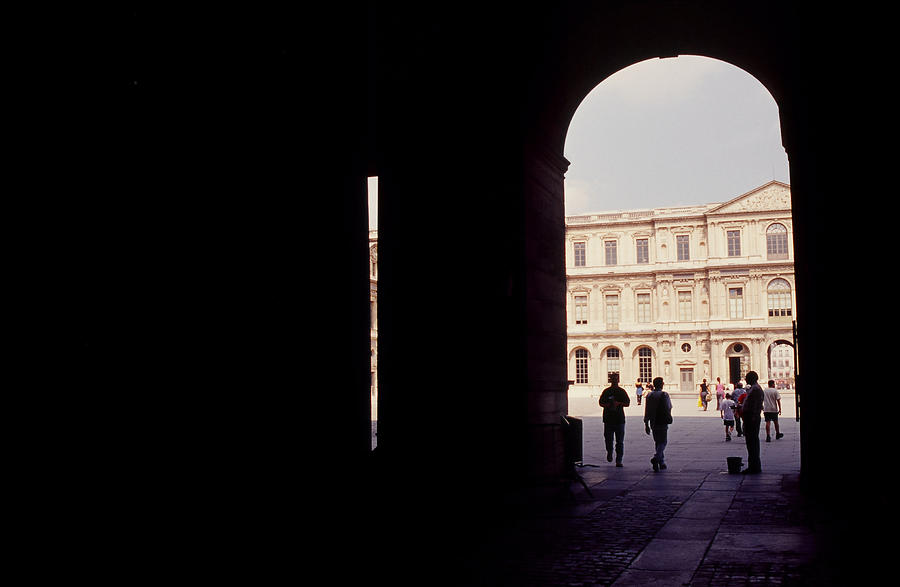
[712,338,724,385]
[523,142,570,483]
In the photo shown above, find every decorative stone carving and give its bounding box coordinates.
[708,182,791,214]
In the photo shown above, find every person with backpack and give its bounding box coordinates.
[699,379,710,411]
[643,376,673,472]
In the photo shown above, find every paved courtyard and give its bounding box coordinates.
[567,393,800,475]
[367,391,882,585]
[448,393,840,586]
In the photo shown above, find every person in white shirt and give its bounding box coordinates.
[762,379,783,442]
[720,392,736,441]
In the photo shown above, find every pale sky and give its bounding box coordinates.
[368,176,378,230]
[564,55,790,215]
[368,56,789,229]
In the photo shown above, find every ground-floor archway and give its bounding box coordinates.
[725,341,751,386]
[767,338,795,388]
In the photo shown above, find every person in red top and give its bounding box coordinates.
[733,385,748,438]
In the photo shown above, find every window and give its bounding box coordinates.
[636,293,651,323]
[574,295,588,324]
[638,347,653,383]
[677,235,690,261]
[575,348,589,384]
[767,278,793,322]
[605,294,619,330]
[767,223,788,260]
[605,240,617,265]
[636,238,649,264]
[727,230,741,256]
[729,287,744,319]
[574,242,586,266]
[678,291,692,321]
[606,348,621,382]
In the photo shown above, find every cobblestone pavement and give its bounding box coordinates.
[444,397,834,586]
[455,471,823,586]
[367,396,866,585]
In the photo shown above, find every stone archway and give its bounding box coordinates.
[725,341,751,386]
[767,338,795,387]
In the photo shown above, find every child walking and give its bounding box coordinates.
[720,392,736,441]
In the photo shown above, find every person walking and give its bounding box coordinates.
[733,384,747,437]
[699,379,710,411]
[598,373,631,467]
[644,376,673,472]
[720,392,736,441]
[763,379,784,442]
[635,380,644,406]
[740,371,764,474]
[715,377,725,410]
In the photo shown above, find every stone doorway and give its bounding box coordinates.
[726,342,750,385]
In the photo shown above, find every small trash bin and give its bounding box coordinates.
[726,456,743,474]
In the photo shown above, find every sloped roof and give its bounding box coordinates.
[706,181,791,214]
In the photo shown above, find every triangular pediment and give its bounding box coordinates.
[707,181,791,215]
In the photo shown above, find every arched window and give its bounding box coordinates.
[606,347,621,382]
[575,348,589,384]
[766,223,788,260]
[638,347,653,384]
[767,278,793,322]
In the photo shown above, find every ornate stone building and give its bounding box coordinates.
[565,181,795,396]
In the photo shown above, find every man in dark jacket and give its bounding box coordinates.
[741,370,765,474]
[598,373,630,467]
[643,377,672,472]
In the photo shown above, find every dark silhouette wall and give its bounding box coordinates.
[368,0,891,502]
[358,3,892,575]
[52,2,892,581]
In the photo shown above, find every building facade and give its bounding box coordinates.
[368,181,795,404]
[565,181,796,396]
[369,230,378,420]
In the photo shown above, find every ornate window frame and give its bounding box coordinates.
[766,223,789,260]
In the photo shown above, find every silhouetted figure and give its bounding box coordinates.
[741,371,764,474]
[644,376,673,472]
[763,379,784,442]
[598,373,630,467]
